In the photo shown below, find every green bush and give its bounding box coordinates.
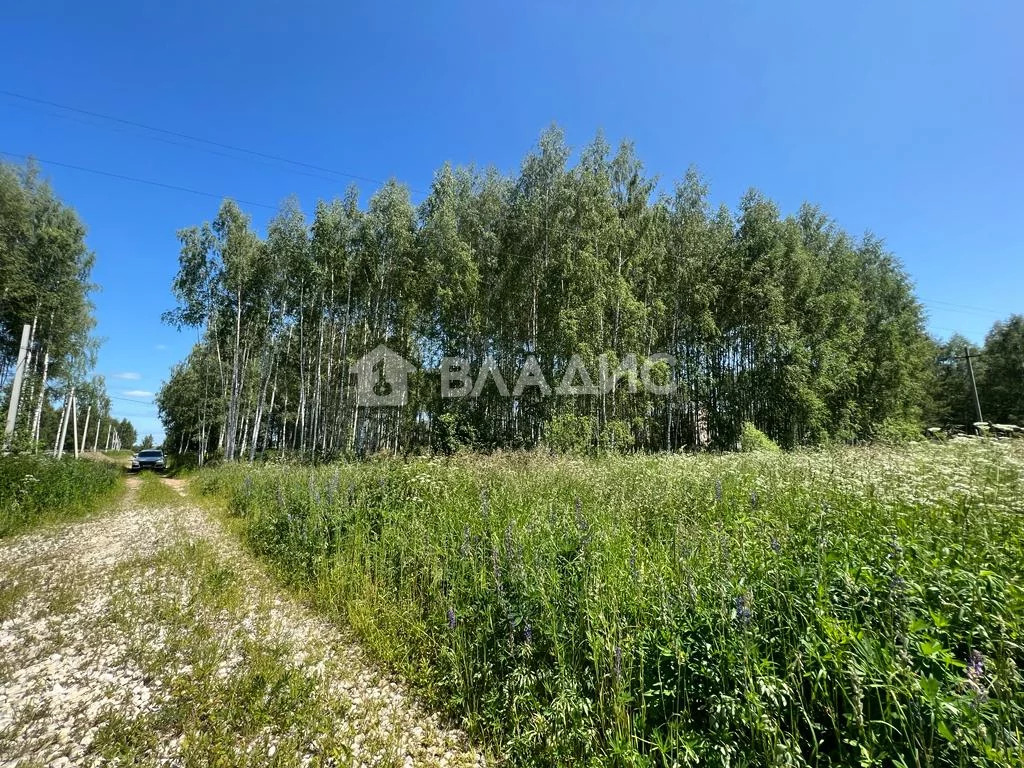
[196,443,1024,766]
[432,411,478,455]
[0,454,121,537]
[544,413,595,454]
[873,417,926,444]
[738,421,780,452]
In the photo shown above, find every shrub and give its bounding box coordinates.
[544,413,595,454]
[0,454,121,537]
[432,411,478,455]
[738,421,780,452]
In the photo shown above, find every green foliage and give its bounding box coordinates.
[544,413,594,453]
[160,129,939,459]
[872,417,925,444]
[0,455,121,536]
[980,316,1024,424]
[738,421,780,452]
[433,411,477,455]
[196,443,1024,766]
[0,160,114,453]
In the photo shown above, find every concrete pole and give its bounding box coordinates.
[93,416,101,452]
[3,324,31,451]
[80,404,91,455]
[54,390,71,458]
[71,390,80,459]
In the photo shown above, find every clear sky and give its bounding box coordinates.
[2,1,1021,441]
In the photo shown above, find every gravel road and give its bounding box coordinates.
[0,476,486,767]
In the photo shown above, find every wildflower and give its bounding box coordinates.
[714,479,723,502]
[447,607,457,629]
[347,483,356,507]
[523,621,532,644]
[327,470,339,506]
[309,473,320,505]
[967,649,986,683]
[491,545,503,593]
[750,490,759,509]
[734,593,753,625]
[575,497,588,534]
[770,536,781,553]
[966,649,989,705]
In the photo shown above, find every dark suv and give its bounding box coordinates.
[130,449,166,472]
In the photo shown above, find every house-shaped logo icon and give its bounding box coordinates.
[351,344,417,407]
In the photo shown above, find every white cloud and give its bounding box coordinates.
[114,372,141,380]
[154,344,168,351]
[122,390,154,398]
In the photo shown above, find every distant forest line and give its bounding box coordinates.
[142,127,1020,458]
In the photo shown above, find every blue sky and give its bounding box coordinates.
[2,1,1021,441]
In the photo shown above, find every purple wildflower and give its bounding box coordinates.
[966,649,989,705]
[967,649,985,682]
[523,621,532,644]
[714,479,723,502]
[447,607,456,629]
[575,497,588,534]
[614,644,622,679]
[491,545,503,593]
[734,593,753,625]
[770,536,781,553]
[327,470,339,506]
[750,490,759,509]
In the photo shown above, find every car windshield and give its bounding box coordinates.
[138,450,163,458]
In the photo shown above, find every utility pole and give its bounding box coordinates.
[964,346,984,433]
[71,390,80,459]
[3,324,31,452]
[80,403,91,456]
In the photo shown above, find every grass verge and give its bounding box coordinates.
[0,454,122,538]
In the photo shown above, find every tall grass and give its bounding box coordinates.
[195,443,1024,766]
[0,454,122,537]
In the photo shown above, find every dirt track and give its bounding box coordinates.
[0,476,485,767]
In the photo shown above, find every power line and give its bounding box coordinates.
[0,150,278,211]
[0,89,403,191]
[108,394,155,405]
[921,298,1009,316]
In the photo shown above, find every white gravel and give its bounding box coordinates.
[0,477,487,767]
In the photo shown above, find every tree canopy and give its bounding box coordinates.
[0,159,135,454]
[160,127,995,459]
